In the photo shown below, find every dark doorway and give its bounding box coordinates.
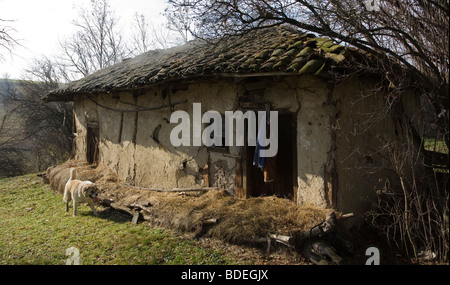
[245,113,296,200]
[86,122,99,165]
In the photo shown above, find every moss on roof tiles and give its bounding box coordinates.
[298,58,326,75]
[45,25,357,101]
[325,52,345,63]
[298,46,314,57]
[271,48,286,57]
[322,44,345,53]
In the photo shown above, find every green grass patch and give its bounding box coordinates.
[0,174,243,265]
[424,138,449,154]
[424,138,449,173]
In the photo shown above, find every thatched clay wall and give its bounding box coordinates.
[72,76,335,207]
[74,81,239,191]
[72,74,419,215]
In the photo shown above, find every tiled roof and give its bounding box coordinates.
[44,25,356,102]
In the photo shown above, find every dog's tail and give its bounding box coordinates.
[69,168,77,180]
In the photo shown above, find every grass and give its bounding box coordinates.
[424,138,449,154]
[0,174,244,265]
[424,138,449,173]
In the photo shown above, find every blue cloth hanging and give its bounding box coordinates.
[253,113,267,169]
[253,140,266,169]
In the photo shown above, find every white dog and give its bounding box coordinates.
[63,168,99,217]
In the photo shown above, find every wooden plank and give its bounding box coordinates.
[268,234,294,247]
[203,164,210,187]
[124,184,220,192]
[171,187,220,192]
[131,211,140,224]
[292,115,298,204]
[235,150,244,198]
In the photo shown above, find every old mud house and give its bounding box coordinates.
[44,26,422,217]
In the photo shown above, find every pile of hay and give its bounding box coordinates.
[46,160,119,194]
[46,160,333,245]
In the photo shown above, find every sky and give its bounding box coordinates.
[0,0,169,79]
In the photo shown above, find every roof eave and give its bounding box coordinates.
[42,71,307,102]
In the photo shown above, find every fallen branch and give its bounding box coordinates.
[125,184,221,193]
[172,187,221,192]
[268,234,294,247]
[293,212,338,241]
[341,213,354,219]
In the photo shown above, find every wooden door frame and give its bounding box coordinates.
[86,121,100,165]
[235,111,298,201]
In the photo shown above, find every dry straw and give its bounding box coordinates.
[47,160,333,244]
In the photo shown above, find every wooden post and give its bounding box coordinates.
[203,164,210,187]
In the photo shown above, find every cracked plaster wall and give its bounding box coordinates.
[73,77,337,207]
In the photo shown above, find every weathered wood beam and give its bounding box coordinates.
[268,234,294,247]
[125,184,221,193]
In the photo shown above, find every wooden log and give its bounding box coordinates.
[131,210,140,224]
[341,213,354,219]
[171,187,220,192]
[202,218,219,225]
[268,234,294,247]
[242,236,270,244]
[293,211,338,241]
[125,184,220,193]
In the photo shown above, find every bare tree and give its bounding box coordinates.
[165,5,194,44]
[22,59,73,169]
[0,20,26,177]
[59,0,128,78]
[0,79,27,177]
[130,13,152,54]
[0,58,73,176]
[129,12,191,56]
[166,0,449,145]
[0,19,19,62]
[129,12,174,54]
